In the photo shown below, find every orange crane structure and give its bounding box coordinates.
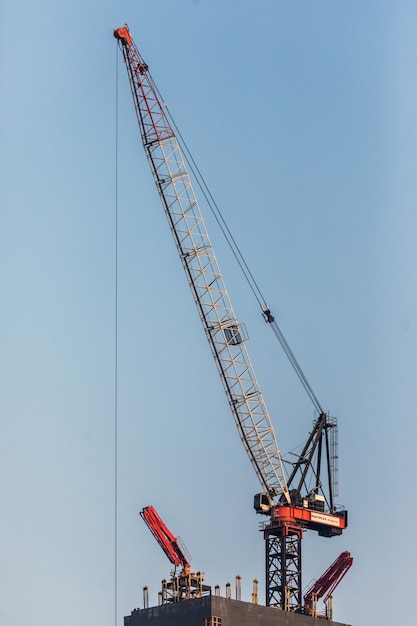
[304,551,353,618]
[140,506,191,575]
[115,24,349,614]
[140,505,210,603]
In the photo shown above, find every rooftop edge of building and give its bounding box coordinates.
[125,595,351,626]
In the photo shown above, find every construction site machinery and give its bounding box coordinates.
[140,505,210,603]
[115,25,348,613]
[303,551,353,619]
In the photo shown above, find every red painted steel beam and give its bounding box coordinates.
[140,505,191,571]
[304,550,353,605]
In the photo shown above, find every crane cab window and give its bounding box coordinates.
[224,324,242,345]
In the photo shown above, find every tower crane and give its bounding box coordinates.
[115,25,348,613]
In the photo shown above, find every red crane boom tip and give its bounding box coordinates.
[114,25,132,45]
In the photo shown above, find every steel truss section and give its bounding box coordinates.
[148,134,288,499]
[265,524,302,612]
[116,29,289,503]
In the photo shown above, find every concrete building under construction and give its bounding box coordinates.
[125,595,351,626]
[124,568,351,626]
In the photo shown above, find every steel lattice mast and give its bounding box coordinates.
[114,25,290,505]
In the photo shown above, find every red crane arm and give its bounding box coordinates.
[304,551,353,605]
[140,506,191,572]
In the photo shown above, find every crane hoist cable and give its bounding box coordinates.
[114,40,119,626]
[152,78,324,416]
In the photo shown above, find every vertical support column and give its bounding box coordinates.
[326,596,333,621]
[264,522,303,612]
[252,579,259,604]
[225,582,231,599]
[235,575,242,600]
[142,586,149,609]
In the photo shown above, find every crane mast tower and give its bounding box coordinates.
[115,25,348,614]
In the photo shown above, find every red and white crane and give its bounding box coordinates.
[115,24,349,613]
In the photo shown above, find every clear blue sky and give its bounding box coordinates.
[1,2,417,625]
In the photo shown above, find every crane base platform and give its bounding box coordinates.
[125,595,351,626]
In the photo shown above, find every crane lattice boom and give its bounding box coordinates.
[114,25,290,505]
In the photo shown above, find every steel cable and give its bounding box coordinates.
[151,74,324,415]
